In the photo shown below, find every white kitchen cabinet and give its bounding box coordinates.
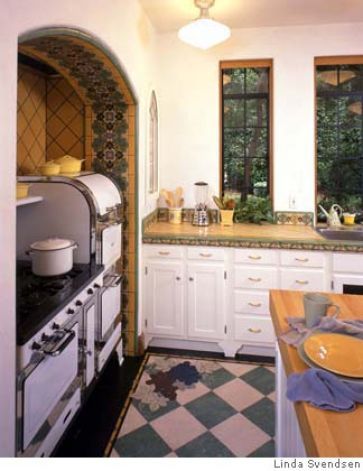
[187,263,225,340]
[332,253,363,294]
[144,261,184,336]
[143,243,363,357]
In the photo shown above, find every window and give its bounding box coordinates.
[316,57,363,211]
[148,90,158,194]
[220,60,272,200]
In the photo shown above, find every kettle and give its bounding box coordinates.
[319,204,343,227]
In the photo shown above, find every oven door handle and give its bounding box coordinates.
[104,274,123,288]
[110,274,122,287]
[41,330,76,357]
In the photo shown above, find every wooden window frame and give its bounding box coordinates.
[314,55,363,215]
[219,59,273,203]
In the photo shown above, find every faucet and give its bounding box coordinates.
[319,204,343,227]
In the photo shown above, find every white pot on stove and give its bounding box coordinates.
[27,238,78,276]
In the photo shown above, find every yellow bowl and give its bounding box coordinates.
[16,183,30,199]
[55,155,84,174]
[38,161,60,176]
[343,213,356,225]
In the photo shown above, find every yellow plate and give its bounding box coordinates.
[304,333,363,378]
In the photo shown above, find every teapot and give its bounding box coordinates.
[319,204,343,227]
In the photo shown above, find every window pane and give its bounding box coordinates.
[222,63,270,199]
[317,62,363,211]
[246,68,269,93]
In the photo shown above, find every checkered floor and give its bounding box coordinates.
[110,355,275,457]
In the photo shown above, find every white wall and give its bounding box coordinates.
[0,0,157,456]
[156,22,363,211]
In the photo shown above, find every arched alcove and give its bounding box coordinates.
[18,27,138,355]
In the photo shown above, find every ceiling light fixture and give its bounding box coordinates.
[178,0,231,50]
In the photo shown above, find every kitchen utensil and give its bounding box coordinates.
[303,333,363,378]
[175,186,184,207]
[55,155,84,175]
[303,293,340,328]
[16,183,30,199]
[27,237,78,276]
[169,208,182,224]
[38,161,61,176]
[193,182,210,226]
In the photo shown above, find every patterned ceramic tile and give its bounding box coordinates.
[214,378,263,411]
[118,404,147,437]
[176,381,210,406]
[150,407,206,450]
[241,366,275,395]
[248,439,276,457]
[110,355,276,458]
[211,413,270,457]
[113,424,171,457]
[199,367,235,389]
[185,392,236,429]
[218,361,257,377]
[242,397,275,437]
[175,431,234,458]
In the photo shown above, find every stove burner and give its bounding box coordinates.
[16,261,92,323]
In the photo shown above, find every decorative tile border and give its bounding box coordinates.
[142,234,363,252]
[19,29,138,355]
[275,212,314,226]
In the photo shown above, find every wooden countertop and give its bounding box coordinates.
[270,290,363,457]
[144,222,323,241]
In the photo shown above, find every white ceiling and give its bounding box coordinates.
[139,0,363,32]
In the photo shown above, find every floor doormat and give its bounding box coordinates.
[106,353,275,457]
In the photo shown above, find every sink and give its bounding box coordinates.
[316,227,363,242]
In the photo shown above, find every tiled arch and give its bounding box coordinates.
[19,28,138,355]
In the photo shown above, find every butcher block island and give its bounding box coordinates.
[270,290,363,457]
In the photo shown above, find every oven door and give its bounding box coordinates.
[99,274,122,340]
[20,324,79,450]
[101,223,121,269]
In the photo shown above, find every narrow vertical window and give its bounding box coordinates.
[149,90,158,194]
[220,60,272,200]
[316,57,363,212]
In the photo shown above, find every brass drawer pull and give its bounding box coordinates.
[248,328,262,334]
[158,251,170,256]
[295,279,309,285]
[248,302,262,307]
[199,253,212,258]
[295,257,309,262]
[248,255,262,260]
[248,277,262,282]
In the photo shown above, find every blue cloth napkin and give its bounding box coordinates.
[287,368,363,412]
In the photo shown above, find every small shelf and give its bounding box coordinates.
[16,196,43,207]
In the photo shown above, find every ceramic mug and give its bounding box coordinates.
[303,293,340,328]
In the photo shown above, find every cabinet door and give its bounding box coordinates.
[187,263,225,340]
[145,261,184,336]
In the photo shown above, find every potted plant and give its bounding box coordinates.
[213,196,236,226]
[234,195,274,224]
[342,195,362,225]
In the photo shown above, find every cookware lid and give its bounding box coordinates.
[39,160,60,168]
[55,155,84,164]
[30,237,75,251]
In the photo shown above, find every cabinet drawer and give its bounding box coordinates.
[144,244,183,259]
[234,266,278,290]
[234,291,269,315]
[333,253,363,273]
[234,316,274,344]
[280,268,326,291]
[280,250,325,268]
[234,248,278,265]
[187,247,225,261]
